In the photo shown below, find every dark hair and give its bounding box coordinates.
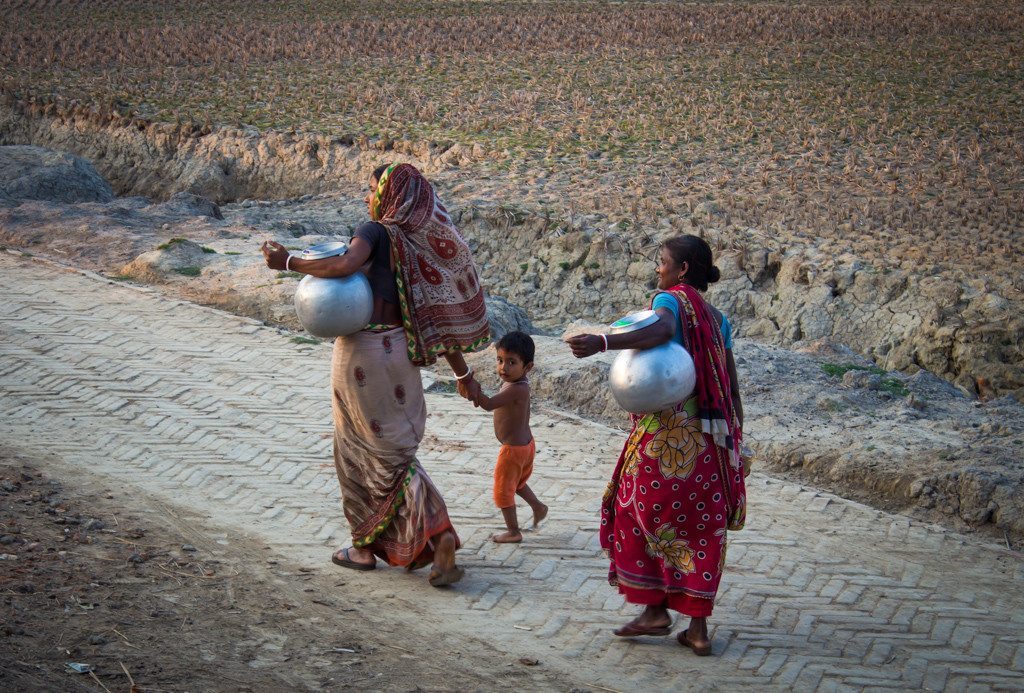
[496,331,535,364]
[371,163,390,183]
[662,234,721,291]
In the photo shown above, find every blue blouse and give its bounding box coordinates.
[652,292,733,349]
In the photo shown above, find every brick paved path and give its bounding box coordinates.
[2,252,1023,690]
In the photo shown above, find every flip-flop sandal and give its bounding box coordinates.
[428,565,465,587]
[677,631,713,656]
[331,547,376,571]
[613,622,673,638]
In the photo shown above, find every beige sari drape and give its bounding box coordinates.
[331,327,457,568]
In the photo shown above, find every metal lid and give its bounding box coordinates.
[607,310,659,334]
[299,241,348,260]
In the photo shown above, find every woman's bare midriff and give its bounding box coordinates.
[371,297,402,327]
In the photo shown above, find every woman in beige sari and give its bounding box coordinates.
[261,163,489,586]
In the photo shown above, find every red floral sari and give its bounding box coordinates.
[600,284,745,616]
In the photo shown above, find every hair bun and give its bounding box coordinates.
[708,265,721,284]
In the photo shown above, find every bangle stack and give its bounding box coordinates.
[455,368,474,381]
[600,334,609,352]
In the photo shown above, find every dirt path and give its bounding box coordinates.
[0,449,564,691]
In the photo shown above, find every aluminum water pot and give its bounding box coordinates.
[609,342,697,414]
[291,241,374,338]
[294,274,373,338]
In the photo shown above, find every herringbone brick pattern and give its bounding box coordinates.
[2,252,1022,690]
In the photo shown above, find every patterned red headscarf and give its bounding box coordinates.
[373,163,490,366]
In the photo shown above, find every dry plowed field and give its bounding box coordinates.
[2,0,1022,288]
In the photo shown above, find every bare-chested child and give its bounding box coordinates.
[472,331,548,543]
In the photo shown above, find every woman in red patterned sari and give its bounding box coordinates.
[567,235,746,655]
[262,163,490,587]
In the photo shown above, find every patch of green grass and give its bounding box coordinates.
[820,362,885,378]
[108,274,134,282]
[21,251,32,258]
[276,271,303,279]
[157,237,188,250]
[823,362,913,395]
[558,261,571,271]
[822,362,908,397]
[588,262,600,269]
[290,336,319,345]
[173,266,201,277]
[224,251,242,255]
[520,263,529,271]
[201,246,217,253]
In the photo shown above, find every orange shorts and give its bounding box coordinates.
[493,439,535,508]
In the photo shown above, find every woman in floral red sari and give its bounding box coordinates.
[261,163,490,587]
[567,234,746,655]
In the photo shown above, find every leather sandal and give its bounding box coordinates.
[331,547,376,571]
[677,631,712,656]
[613,621,672,637]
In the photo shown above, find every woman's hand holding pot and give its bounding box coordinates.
[566,333,604,359]
[261,241,290,270]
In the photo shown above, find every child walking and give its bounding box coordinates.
[473,331,548,543]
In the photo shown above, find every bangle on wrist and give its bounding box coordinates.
[455,367,474,381]
[285,255,293,272]
[600,334,609,352]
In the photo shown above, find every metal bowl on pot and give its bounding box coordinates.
[607,310,697,414]
[292,241,374,338]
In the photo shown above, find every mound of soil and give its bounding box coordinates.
[0,145,113,205]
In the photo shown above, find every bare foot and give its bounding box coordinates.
[532,503,548,528]
[428,531,464,587]
[433,531,456,571]
[491,530,523,543]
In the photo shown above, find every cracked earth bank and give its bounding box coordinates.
[2,105,1022,397]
